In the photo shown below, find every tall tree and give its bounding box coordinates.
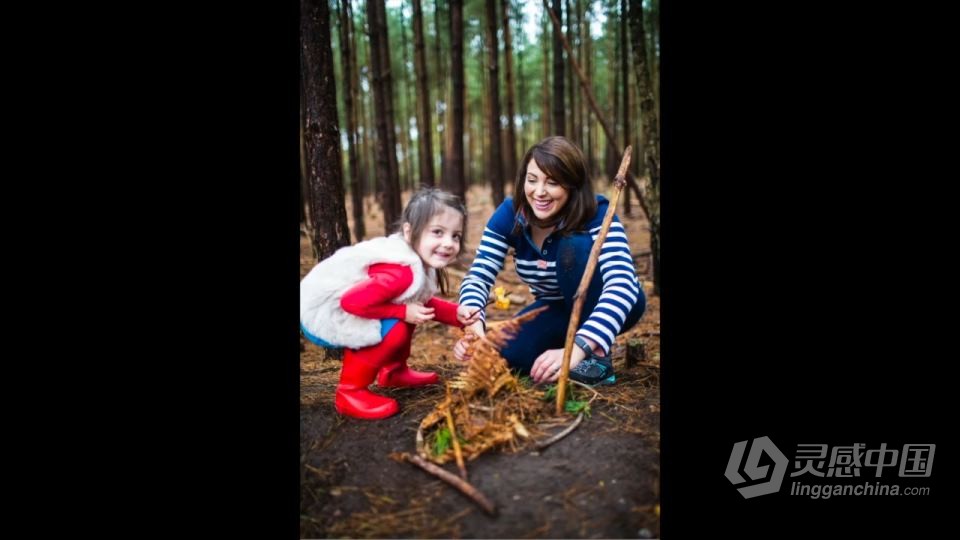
[500,0,518,182]
[514,0,526,156]
[367,0,403,229]
[412,0,435,187]
[541,11,551,137]
[484,0,505,207]
[301,0,351,259]
[300,78,309,227]
[566,0,576,138]
[398,5,415,189]
[337,0,365,241]
[629,0,660,293]
[551,0,565,136]
[434,0,449,185]
[448,0,466,202]
[583,0,594,176]
[620,0,632,215]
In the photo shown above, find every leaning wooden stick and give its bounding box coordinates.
[397,453,498,516]
[556,146,633,415]
[444,383,468,480]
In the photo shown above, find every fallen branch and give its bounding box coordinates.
[395,453,498,516]
[535,412,585,451]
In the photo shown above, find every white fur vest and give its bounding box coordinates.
[300,233,437,348]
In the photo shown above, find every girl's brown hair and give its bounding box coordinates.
[512,136,597,235]
[396,188,467,296]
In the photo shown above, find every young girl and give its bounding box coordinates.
[300,189,481,420]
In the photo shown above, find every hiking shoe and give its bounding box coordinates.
[569,354,616,386]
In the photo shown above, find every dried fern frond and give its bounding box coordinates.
[416,306,551,464]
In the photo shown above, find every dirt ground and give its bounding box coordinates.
[300,185,660,539]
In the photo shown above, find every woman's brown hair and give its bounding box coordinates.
[512,136,597,235]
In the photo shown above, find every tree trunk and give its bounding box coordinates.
[629,0,660,295]
[434,0,448,185]
[514,0,525,160]
[300,77,309,226]
[398,5,415,190]
[541,12,551,137]
[367,0,403,229]
[349,0,368,234]
[566,0,576,139]
[301,0,351,259]
[551,0,565,136]
[448,0,466,202]
[338,0,365,241]
[582,0,593,177]
[606,0,619,183]
[620,0,632,215]
[412,0,435,188]
[500,0,517,182]
[485,0,505,207]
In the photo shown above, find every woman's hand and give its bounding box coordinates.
[404,303,436,324]
[456,304,483,327]
[530,347,587,384]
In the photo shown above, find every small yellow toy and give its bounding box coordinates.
[493,286,511,310]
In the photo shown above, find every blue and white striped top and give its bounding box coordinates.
[459,196,641,354]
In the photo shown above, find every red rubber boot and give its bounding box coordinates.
[334,347,400,420]
[376,322,440,388]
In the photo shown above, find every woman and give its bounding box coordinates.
[455,136,646,385]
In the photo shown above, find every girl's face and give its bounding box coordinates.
[405,206,463,269]
[524,159,569,224]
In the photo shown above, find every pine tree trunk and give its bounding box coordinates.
[620,0,632,215]
[412,0,435,188]
[514,0,526,161]
[629,0,660,295]
[300,78,309,226]
[349,0,367,235]
[550,0,565,136]
[399,6,415,190]
[301,0,351,259]
[434,0,448,185]
[582,0,593,176]
[541,12,551,137]
[448,0,466,202]
[338,0,365,241]
[606,1,619,183]
[485,0,505,207]
[566,0,576,139]
[500,0,518,182]
[367,0,403,229]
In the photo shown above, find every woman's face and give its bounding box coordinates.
[524,159,569,224]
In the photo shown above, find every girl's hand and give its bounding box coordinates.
[530,347,587,384]
[456,304,483,326]
[404,303,436,324]
[453,332,478,362]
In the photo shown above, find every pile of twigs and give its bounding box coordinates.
[415,306,551,467]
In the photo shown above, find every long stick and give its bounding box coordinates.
[541,0,651,223]
[556,146,632,415]
[398,453,498,516]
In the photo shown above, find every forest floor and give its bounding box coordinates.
[300,185,660,539]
